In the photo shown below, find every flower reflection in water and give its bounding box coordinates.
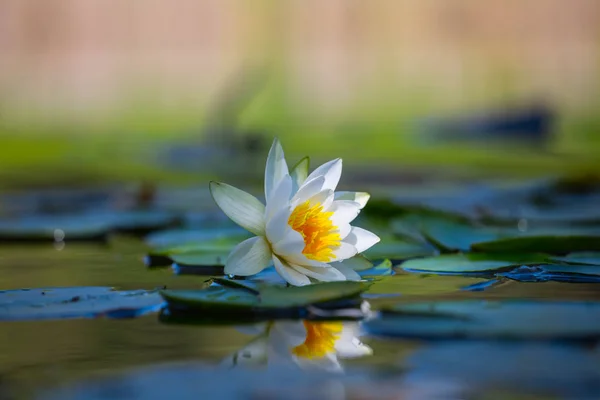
[223,319,372,372]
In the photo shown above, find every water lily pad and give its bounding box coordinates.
[550,252,600,266]
[161,281,370,317]
[90,209,181,234]
[0,287,164,321]
[472,233,600,253]
[363,273,491,300]
[144,227,249,248]
[0,216,109,243]
[366,300,600,340]
[358,259,394,277]
[401,253,549,275]
[362,237,435,261]
[403,217,501,252]
[145,235,241,268]
[497,265,600,283]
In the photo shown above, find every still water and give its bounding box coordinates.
[1,238,599,399]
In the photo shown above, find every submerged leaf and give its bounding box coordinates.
[401,253,549,275]
[472,234,600,253]
[550,252,600,266]
[160,281,370,318]
[366,300,600,340]
[0,287,164,321]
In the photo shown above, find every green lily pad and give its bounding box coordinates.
[145,236,240,268]
[145,227,249,248]
[472,233,600,253]
[419,218,501,252]
[358,259,394,277]
[161,281,370,316]
[401,253,550,274]
[365,300,600,340]
[0,287,164,321]
[0,216,109,243]
[549,252,600,266]
[363,273,491,300]
[170,252,228,267]
[362,237,435,260]
[89,209,181,234]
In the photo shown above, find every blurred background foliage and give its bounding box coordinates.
[0,0,599,188]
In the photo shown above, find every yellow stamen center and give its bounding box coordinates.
[287,200,341,262]
[292,321,343,359]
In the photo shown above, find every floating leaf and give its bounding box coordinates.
[472,233,600,254]
[401,253,549,275]
[0,287,164,321]
[550,252,600,266]
[144,227,249,248]
[362,237,435,261]
[88,209,181,234]
[161,281,369,318]
[497,265,600,283]
[394,216,501,252]
[366,300,600,340]
[358,259,394,277]
[0,216,109,243]
[363,273,491,301]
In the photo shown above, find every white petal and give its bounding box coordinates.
[290,263,346,282]
[271,228,305,258]
[305,158,342,192]
[307,189,333,209]
[283,252,331,269]
[291,176,325,205]
[331,255,373,271]
[265,174,292,221]
[224,236,272,276]
[290,156,310,195]
[265,207,292,245]
[337,222,352,239]
[330,241,358,262]
[344,227,380,253]
[210,182,266,236]
[269,321,307,349]
[331,262,361,281]
[334,191,370,209]
[335,331,372,359]
[329,200,361,226]
[264,138,290,200]
[272,255,311,286]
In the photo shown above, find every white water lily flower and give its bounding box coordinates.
[222,320,372,372]
[210,138,380,286]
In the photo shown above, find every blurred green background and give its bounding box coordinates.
[1,0,599,188]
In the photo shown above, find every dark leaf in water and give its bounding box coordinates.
[358,259,394,277]
[366,300,600,340]
[401,253,550,275]
[363,273,490,300]
[170,252,228,267]
[0,287,164,321]
[160,281,370,318]
[144,227,250,248]
[472,232,600,254]
[362,237,435,261]
[87,210,181,235]
[550,251,600,266]
[0,216,109,243]
[413,217,501,252]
